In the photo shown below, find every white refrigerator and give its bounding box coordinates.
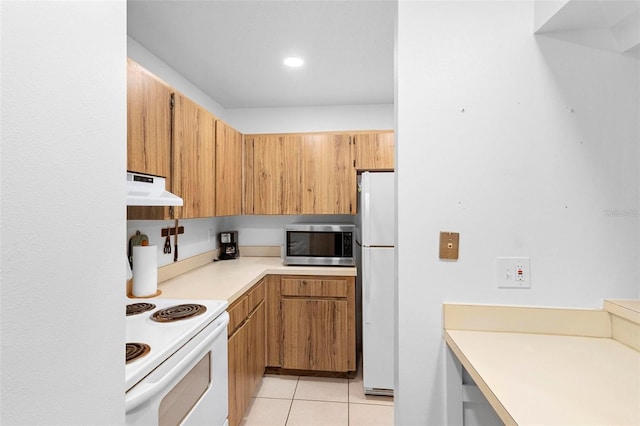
[357,171,395,396]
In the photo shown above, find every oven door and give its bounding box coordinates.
[125,312,229,426]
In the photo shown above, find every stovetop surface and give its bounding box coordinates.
[125,298,228,391]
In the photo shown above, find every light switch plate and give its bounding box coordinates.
[496,257,531,288]
[439,232,459,260]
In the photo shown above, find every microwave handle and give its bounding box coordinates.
[125,313,229,412]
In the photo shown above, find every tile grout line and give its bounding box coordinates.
[283,376,299,426]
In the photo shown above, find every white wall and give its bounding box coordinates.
[1,1,126,424]
[226,104,394,134]
[128,218,222,268]
[396,1,639,425]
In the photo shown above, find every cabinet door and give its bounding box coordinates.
[126,59,172,220]
[249,302,266,393]
[228,321,250,426]
[127,59,172,178]
[172,92,216,219]
[301,134,356,214]
[252,135,302,214]
[281,298,349,372]
[353,132,394,171]
[215,120,243,216]
[265,275,282,367]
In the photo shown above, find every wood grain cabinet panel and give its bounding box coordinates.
[270,275,356,374]
[247,133,356,215]
[265,275,282,367]
[215,120,243,216]
[227,320,250,426]
[126,59,172,220]
[282,298,349,372]
[172,92,216,219]
[243,138,255,214]
[251,135,302,215]
[126,58,172,179]
[353,132,394,171]
[227,279,266,426]
[227,297,249,337]
[281,277,349,298]
[301,134,356,214]
[248,302,265,395]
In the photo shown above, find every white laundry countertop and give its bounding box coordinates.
[444,302,640,425]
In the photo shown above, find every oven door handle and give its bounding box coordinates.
[125,313,229,413]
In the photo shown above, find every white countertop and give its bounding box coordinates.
[156,256,356,304]
[444,302,640,425]
[445,329,640,425]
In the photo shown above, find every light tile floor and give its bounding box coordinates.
[240,366,393,426]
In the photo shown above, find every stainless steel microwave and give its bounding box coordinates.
[284,224,356,266]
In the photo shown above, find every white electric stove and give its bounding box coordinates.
[125,298,229,426]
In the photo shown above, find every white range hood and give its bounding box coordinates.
[126,172,183,206]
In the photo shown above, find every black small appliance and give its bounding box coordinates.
[218,231,239,260]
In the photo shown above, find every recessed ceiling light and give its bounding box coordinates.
[283,57,304,67]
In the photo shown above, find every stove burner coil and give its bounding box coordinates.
[126,303,156,316]
[151,304,207,322]
[126,343,151,363]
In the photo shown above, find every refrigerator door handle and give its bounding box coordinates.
[363,188,371,247]
[363,248,372,324]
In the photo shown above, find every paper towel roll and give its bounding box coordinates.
[132,245,158,297]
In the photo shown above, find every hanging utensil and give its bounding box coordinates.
[173,219,179,262]
[163,233,171,254]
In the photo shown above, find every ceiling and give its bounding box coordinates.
[127,0,396,109]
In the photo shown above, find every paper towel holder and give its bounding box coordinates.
[128,230,149,268]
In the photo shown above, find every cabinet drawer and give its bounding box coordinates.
[228,280,266,336]
[228,297,248,336]
[281,277,348,298]
[247,280,265,313]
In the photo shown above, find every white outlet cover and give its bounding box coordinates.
[496,257,531,289]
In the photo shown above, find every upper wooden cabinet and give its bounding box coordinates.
[352,131,394,171]
[172,92,216,219]
[126,59,173,220]
[215,120,243,216]
[301,134,356,214]
[127,60,248,221]
[249,134,302,215]
[246,133,356,215]
[127,60,392,219]
[127,59,172,177]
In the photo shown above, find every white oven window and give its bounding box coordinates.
[159,352,211,426]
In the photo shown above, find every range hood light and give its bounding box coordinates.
[126,172,183,207]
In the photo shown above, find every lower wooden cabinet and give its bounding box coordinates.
[267,275,356,374]
[282,298,349,371]
[227,274,355,426]
[227,280,265,426]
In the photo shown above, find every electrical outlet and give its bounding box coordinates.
[208,229,215,242]
[515,264,525,281]
[496,257,531,288]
